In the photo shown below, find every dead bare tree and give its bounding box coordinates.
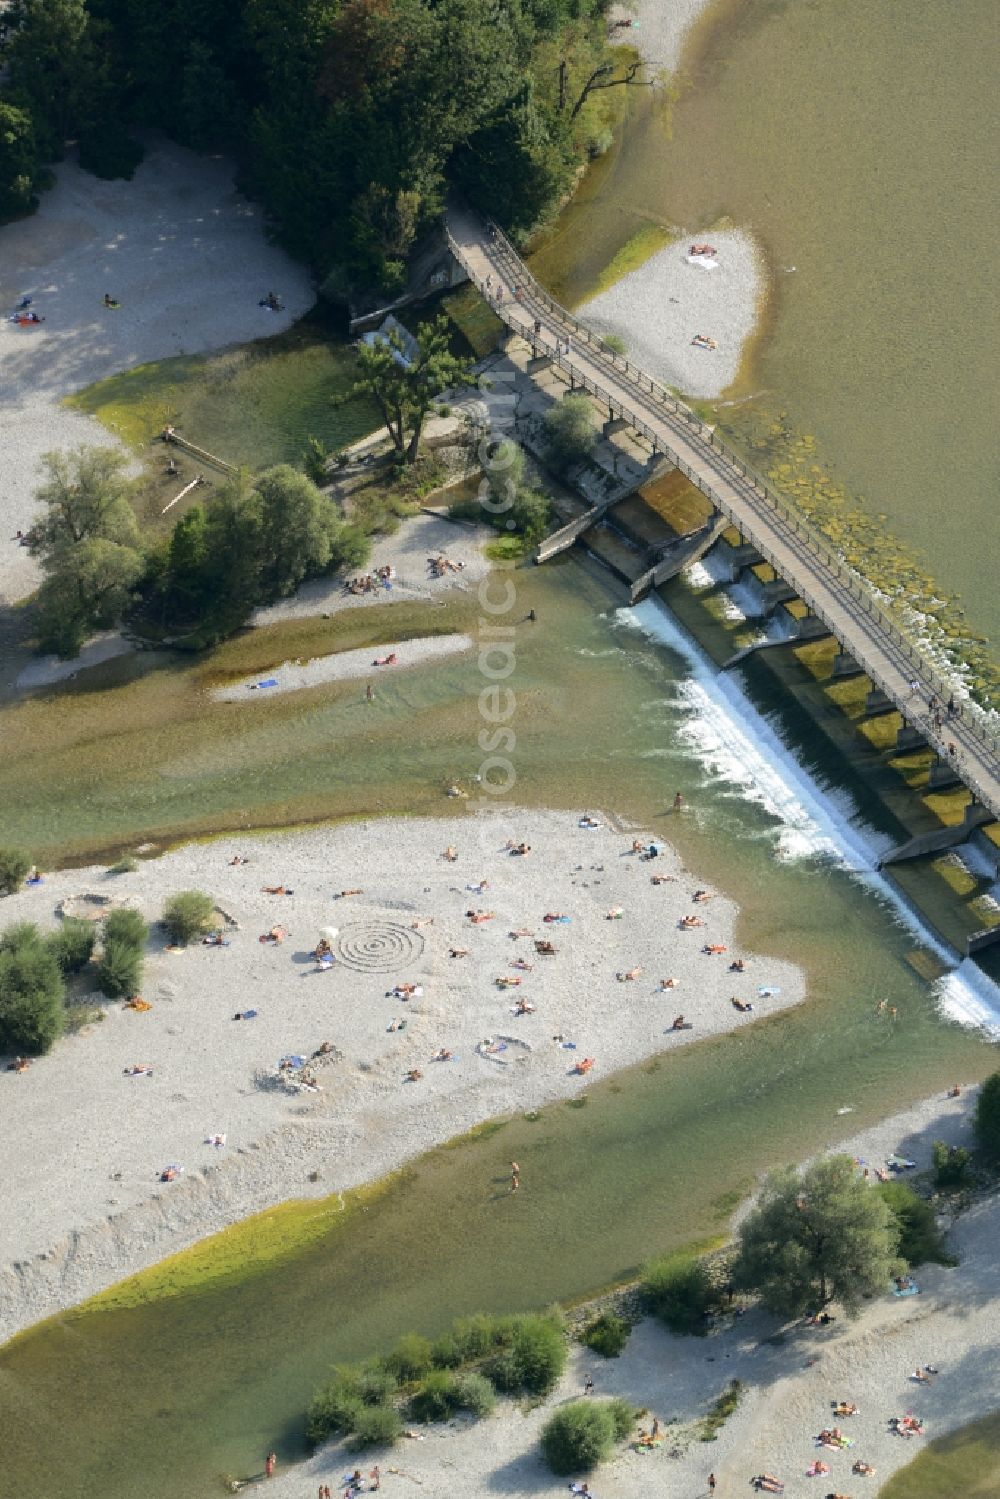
[567,58,658,121]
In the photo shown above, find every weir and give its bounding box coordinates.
[444,206,1000,823]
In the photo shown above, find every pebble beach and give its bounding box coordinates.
[0,809,803,1341]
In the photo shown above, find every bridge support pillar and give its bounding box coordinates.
[603,415,631,438]
[895,723,925,753]
[831,650,864,679]
[864,686,895,716]
[927,756,962,790]
[526,354,553,374]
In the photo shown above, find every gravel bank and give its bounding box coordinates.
[269,1089,998,1499]
[0,136,314,607]
[212,633,474,700]
[0,809,802,1341]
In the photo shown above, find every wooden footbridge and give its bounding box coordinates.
[444,205,1000,823]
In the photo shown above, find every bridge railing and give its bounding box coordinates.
[444,219,1000,789]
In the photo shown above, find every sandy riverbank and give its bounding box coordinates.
[591,2,766,399]
[0,136,314,607]
[213,633,474,700]
[267,1088,998,1499]
[0,809,802,1342]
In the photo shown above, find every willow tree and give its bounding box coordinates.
[348,316,471,463]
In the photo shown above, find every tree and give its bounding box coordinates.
[96,937,143,998]
[28,447,139,559]
[543,395,597,473]
[348,316,472,463]
[35,538,145,656]
[0,936,65,1054]
[974,1072,1000,1162]
[166,504,211,617]
[510,489,551,546]
[6,0,91,159]
[103,908,148,949]
[540,1399,632,1475]
[877,1181,952,1267]
[0,847,32,896]
[255,465,339,599]
[162,891,216,946]
[0,100,41,222]
[733,1156,903,1318]
[641,1250,719,1335]
[47,918,96,975]
[567,57,657,122]
[487,1312,567,1395]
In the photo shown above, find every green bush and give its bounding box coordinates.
[386,1332,433,1383]
[602,333,627,356]
[540,1398,632,1475]
[701,1379,742,1441]
[430,1332,462,1368]
[488,1313,567,1396]
[0,922,42,954]
[974,1072,1000,1162]
[104,908,148,949]
[543,395,597,474]
[408,1369,461,1423]
[452,1312,517,1362]
[0,939,65,1054]
[642,1251,718,1335]
[931,1139,972,1188]
[96,938,143,998]
[77,125,145,181]
[0,847,31,896]
[455,1372,496,1418]
[306,1365,365,1444]
[878,1181,954,1266]
[357,1363,399,1407]
[162,891,215,946]
[348,1403,403,1449]
[580,1311,631,1359]
[47,918,96,975]
[302,435,332,485]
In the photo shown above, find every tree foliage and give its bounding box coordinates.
[0,930,65,1054]
[0,847,32,896]
[974,1072,1000,1162]
[96,937,143,998]
[544,395,597,473]
[733,1156,903,1318]
[877,1181,953,1267]
[0,100,41,221]
[486,1311,567,1395]
[162,891,216,946]
[349,317,472,463]
[540,1398,632,1475]
[641,1250,719,1336]
[47,917,97,975]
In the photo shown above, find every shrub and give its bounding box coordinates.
[540,1398,631,1475]
[302,435,331,485]
[430,1332,462,1368]
[386,1332,433,1383]
[455,1372,496,1418]
[580,1311,631,1359]
[107,857,138,875]
[543,395,596,473]
[931,1139,972,1189]
[348,1403,403,1450]
[878,1181,954,1266]
[77,125,145,181]
[408,1369,460,1423]
[0,939,65,1054]
[162,891,215,946]
[603,333,627,356]
[104,908,148,949]
[974,1072,1000,1162]
[642,1251,718,1335]
[701,1379,742,1441]
[96,937,143,998]
[488,1313,567,1396]
[306,1365,365,1444]
[0,847,31,896]
[356,1362,399,1407]
[0,921,42,954]
[452,1312,516,1362]
[47,918,96,975]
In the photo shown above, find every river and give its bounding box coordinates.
[531,0,1000,654]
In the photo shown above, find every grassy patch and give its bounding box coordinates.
[442,284,504,358]
[67,322,379,472]
[588,221,674,299]
[879,1409,1000,1499]
[699,1379,742,1441]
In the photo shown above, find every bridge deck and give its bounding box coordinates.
[444,206,1000,822]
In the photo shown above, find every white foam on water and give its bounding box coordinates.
[684,558,750,622]
[615,594,1000,1034]
[936,960,1000,1039]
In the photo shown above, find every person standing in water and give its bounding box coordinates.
[673,791,684,811]
[510,1160,520,1193]
[264,1450,276,1477]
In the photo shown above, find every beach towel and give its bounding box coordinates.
[253,678,279,689]
[280,1054,306,1069]
[758,985,781,997]
[892,1282,920,1298]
